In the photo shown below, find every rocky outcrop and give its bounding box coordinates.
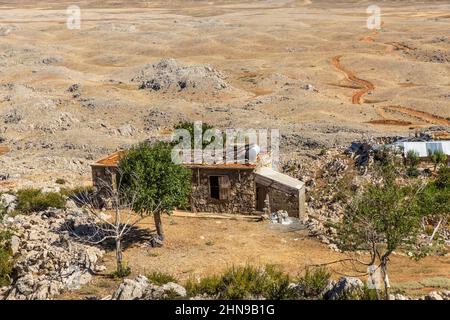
[112,275,187,300]
[132,58,230,93]
[0,208,104,300]
[421,290,450,301]
[0,193,17,214]
[323,277,364,300]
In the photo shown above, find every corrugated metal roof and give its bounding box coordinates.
[394,141,450,157]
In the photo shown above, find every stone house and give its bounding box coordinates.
[91,147,306,219]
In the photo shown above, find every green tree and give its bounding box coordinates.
[405,150,420,177]
[337,163,422,300]
[174,121,215,149]
[118,141,192,245]
[417,166,449,244]
[428,150,447,172]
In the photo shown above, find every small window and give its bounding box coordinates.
[209,175,231,200]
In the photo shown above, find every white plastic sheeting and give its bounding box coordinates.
[394,141,450,157]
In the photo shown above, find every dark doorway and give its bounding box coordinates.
[256,184,267,211]
[209,176,220,199]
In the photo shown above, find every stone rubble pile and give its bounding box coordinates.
[132,58,230,93]
[0,207,105,300]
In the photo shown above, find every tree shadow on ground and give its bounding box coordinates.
[60,221,156,251]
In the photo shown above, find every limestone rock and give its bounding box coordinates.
[323,277,364,300]
[112,275,150,300]
[142,282,187,300]
[112,276,187,300]
[2,209,104,300]
[0,193,17,213]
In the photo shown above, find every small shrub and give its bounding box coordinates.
[185,265,295,300]
[297,266,331,298]
[147,271,178,285]
[55,178,66,185]
[435,166,449,189]
[60,186,94,198]
[185,275,222,297]
[15,188,65,214]
[419,277,450,289]
[109,263,131,279]
[360,285,379,300]
[406,150,420,168]
[0,230,13,286]
[406,167,419,178]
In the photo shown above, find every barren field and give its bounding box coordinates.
[0,0,449,300]
[0,0,449,190]
[57,214,450,299]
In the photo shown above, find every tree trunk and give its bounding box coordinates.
[154,212,165,241]
[116,237,123,274]
[380,261,390,300]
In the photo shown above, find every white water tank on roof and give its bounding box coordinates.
[248,144,261,163]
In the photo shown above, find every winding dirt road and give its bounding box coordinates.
[331,55,449,127]
[331,55,375,104]
[382,105,450,126]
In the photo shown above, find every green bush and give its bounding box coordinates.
[15,188,66,214]
[55,178,66,185]
[297,266,331,298]
[109,262,131,279]
[185,265,295,300]
[406,150,420,168]
[360,285,380,300]
[173,121,221,149]
[60,186,94,198]
[0,230,13,286]
[406,167,419,178]
[147,271,178,285]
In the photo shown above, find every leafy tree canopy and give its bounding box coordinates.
[118,141,192,215]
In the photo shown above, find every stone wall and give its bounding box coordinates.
[190,168,256,214]
[91,165,118,190]
[266,187,305,219]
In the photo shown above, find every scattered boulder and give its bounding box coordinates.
[422,290,450,301]
[112,275,187,300]
[323,277,364,300]
[0,193,17,213]
[112,275,150,300]
[302,84,318,92]
[142,282,187,300]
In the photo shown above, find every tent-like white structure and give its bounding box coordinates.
[394,141,450,158]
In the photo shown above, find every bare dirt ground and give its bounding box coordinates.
[58,214,450,299]
[0,0,449,190]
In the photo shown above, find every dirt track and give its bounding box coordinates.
[331,56,375,104]
[383,105,450,126]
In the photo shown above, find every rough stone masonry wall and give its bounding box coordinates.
[190,168,256,214]
[267,187,306,220]
[267,188,298,218]
[91,165,117,190]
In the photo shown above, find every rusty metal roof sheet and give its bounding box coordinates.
[92,151,126,167]
[92,151,258,169]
